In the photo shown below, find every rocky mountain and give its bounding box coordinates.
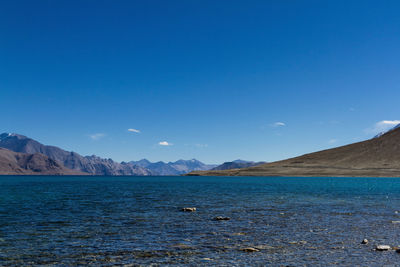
[188,126,400,177]
[0,147,83,175]
[211,160,266,171]
[0,133,151,176]
[130,159,217,175]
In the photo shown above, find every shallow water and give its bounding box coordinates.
[1,176,400,266]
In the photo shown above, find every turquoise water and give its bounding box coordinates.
[1,176,400,266]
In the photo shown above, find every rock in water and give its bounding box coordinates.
[375,245,391,251]
[213,216,230,221]
[181,207,196,212]
[361,239,369,244]
[240,247,260,252]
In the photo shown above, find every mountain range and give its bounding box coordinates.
[188,124,400,177]
[130,158,217,175]
[5,124,400,178]
[0,133,216,176]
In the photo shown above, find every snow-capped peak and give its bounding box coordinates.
[374,124,400,138]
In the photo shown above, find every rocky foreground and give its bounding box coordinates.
[188,126,400,177]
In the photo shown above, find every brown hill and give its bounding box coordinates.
[188,127,400,177]
[0,148,84,175]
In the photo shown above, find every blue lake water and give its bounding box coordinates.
[1,176,400,266]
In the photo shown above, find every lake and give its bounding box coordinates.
[1,176,400,266]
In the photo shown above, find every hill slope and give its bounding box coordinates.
[188,127,400,177]
[0,148,83,175]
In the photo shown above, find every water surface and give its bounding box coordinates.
[1,176,400,266]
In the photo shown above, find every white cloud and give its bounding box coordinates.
[379,120,400,126]
[89,133,105,140]
[128,128,140,133]
[159,141,172,146]
[328,139,337,144]
[272,122,286,127]
[368,120,400,135]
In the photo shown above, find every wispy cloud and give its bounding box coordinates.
[328,139,337,144]
[367,120,400,135]
[159,141,172,146]
[89,133,105,140]
[128,128,140,133]
[195,143,208,148]
[271,122,286,127]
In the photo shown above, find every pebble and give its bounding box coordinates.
[181,207,196,212]
[214,216,230,221]
[375,245,391,251]
[361,239,368,244]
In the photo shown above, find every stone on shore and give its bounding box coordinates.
[181,207,196,212]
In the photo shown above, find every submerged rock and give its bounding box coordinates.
[213,216,230,221]
[361,239,369,244]
[253,245,275,250]
[289,241,307,245]
[171,243,193,249]
[232,232,246,236]
[375,245,391,251]
[331,246,345,250]
[240,247,260,252]
[181,207,196,212]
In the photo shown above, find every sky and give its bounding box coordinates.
[1,0,400,164]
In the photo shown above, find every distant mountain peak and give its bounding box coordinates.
[232,159,253,164]
[0,133,28,140]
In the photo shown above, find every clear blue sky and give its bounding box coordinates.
[1,0,400,164]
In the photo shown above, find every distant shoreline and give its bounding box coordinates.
[2,174,400,178]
